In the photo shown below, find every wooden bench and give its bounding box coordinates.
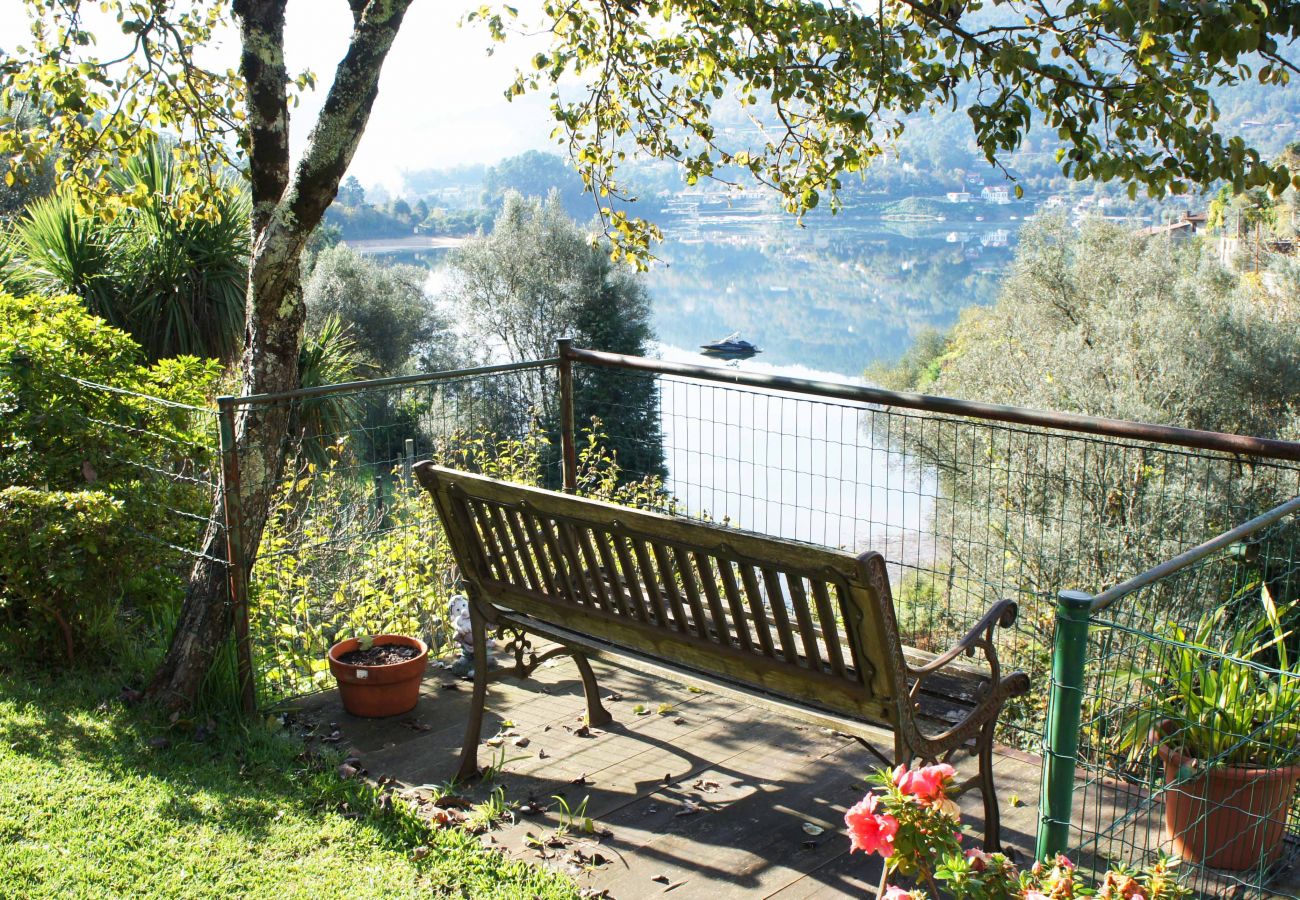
[414,464,1030,848]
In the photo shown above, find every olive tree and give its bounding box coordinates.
[878,216,1300,623]
[304,243,452,376]
[445,191,665,480]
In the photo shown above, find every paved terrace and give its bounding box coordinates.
[292,645,1049,899]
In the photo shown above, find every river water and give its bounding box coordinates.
[354,200,1018,548]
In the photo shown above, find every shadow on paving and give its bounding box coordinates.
[288,648,1044,899]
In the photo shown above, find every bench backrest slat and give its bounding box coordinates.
[416,464,901,723]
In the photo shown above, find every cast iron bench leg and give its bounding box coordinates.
[573,652,612,727]
[456,610,489,782]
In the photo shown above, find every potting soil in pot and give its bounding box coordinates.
[337,643,421,667]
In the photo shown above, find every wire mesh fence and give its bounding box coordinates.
[237,361,563,702]
[569,360,1300,751]
[40,371,227,662]
[196,344,1300,895]
[1053,502,1300,898]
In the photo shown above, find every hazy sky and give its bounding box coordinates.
[0,1,558,190]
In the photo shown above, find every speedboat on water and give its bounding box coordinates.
[700,332,761,355]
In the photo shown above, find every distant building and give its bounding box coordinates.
[946,191,973,203]
[981,186,1012,205]
[1137,211,1206,241]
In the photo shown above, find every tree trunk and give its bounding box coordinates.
[149,0,414,711]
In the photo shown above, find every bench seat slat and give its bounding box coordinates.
[610,532,651,624]
[811,579,848,678]
[787,575,823,673]
[651,541,690,634]
[469,501,511,583]
[517,509,564,600]
[738,562,777,658]
[761,567,801,665]
[591,527,633,618]
[673,546,711,641]
[631,537,672,626]
[716,559,755,653]
[693,552,734,648]
[577,525,618,613]
[494,505,540,593]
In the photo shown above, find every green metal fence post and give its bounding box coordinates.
[217,397,257,716]
[557,338,577,492]
[1037,588,1094,861]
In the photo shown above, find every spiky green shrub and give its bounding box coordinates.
[1,141,249,363]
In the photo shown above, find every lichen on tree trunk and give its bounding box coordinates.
[148,0,414,711]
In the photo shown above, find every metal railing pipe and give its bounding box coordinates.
[227,357,560,405]
[1090,493,1300,613]
[560,346,1300,463]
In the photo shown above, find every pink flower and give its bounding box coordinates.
[844,793,900,857]
[1025,892,1051,900]
[893,763,957,804]
[965,847,993,873]
[1055,854,1075,871]
[882,887,915,900]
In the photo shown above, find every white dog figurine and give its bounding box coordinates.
[448,594,475,676]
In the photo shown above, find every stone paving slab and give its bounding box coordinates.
[290,648,1048,899]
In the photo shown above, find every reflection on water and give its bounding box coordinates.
[648,204,1016,377]
[382,206,1016,379]
[654,347,931,554]
[357,205,1014,549]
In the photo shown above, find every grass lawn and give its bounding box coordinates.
[0,672,579,900]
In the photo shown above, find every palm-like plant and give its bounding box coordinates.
[0,192,119,322]
[0,140,249,363]
[108,143,249,362]
[1114,585,1300,769]
[294,314,370,464]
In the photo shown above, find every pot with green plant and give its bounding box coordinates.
[1116,585,1300,871]
[327,634,429,717]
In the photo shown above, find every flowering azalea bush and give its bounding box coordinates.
[846,765,1189,900]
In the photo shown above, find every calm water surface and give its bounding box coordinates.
[359,204,1018,547]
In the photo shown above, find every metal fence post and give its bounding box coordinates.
[403,438,415,490]
[557,338,578,492]
[1037,589,1094,860]
[217,397,257,716]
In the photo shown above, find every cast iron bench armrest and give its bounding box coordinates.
[907,598,1019,677]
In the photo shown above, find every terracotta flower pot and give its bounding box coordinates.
[1157,724,1300,871]
[328,634,429,718]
